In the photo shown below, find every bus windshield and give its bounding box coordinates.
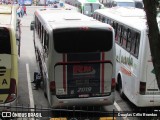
[83,3,101,16]
[0,27,11,54]
[116,2,135,7]
[53,28,113,53]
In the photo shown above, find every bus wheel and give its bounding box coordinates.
[116,82,119,91]
[118,77,126,99]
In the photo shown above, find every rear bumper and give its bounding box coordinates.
[51,92,115,108]
[133,94,160,107]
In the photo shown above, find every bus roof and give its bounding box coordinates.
[94,7,147,30]
[0,5,12,14]
[36,8,112,29]
[0,5,17,25]
[0,14,12,24]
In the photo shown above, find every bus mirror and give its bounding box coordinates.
[30,21,35,30]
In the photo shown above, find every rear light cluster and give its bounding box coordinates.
[111,78,116,92]
[50,81,56,94]
[5,78,17,103]
[139,82,146,95]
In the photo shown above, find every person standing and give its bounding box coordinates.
[20,5,24,17]
[17,6,21,17]
[23,5,27,15]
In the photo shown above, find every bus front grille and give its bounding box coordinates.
[0,66,6,76]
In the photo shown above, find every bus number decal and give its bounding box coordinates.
[77,87,92,93]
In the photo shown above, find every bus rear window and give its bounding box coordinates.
[0,27,11,54]
[53,28,113,53]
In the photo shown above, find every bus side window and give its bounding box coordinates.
[44,31,49,55]
[111,21,115,28]
[112,22,118,39]
[93,13,96,19]
[0,29,11,54]
[98,15,101,21]
[40,24,42,40]
[35,17,38,31]
[78,4,82,13]
[122,27,127,48]
[116,25,122,44]
[102,17,105,23]
[96,14,99,20]
[38,21,41,36]
[135,33,140,57]
[41,26,44,44]
[104,17,108,23]
[107,19,111,24]
[131,32,140,57]
[126,29,132,51]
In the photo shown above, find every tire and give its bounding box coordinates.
[116,83,119,91]
[118,77,126,99]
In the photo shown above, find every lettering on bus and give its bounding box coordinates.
[2,79,7,85]
[116,55,133,66]
[73,65,96,76]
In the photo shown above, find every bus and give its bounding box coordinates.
[99,0,135,8]
[30,8,116,108]
[65,0,104,17]
[0,5,20,110]
[93,7,160,107]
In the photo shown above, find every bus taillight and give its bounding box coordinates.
[50,81,56,94]
[6,78,17,103]
[111,78,116,92]
[139,82,146,95]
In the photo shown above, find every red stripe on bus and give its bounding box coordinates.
[101,52,105,94]
[63,54,66,92]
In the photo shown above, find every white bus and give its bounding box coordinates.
[94,7,160,107]
[65,0,104,17]
[30,8,116,108]
[99,0,135,8]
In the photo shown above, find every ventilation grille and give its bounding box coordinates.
[0,66,6,76]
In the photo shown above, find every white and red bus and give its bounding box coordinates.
[30,8,116,108]
[94,7,160,107]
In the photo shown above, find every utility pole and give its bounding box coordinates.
[143,0,160,89]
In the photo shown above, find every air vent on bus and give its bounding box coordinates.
[0,66,6,76]
[63,16,81,20]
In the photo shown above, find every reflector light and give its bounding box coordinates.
[50,81,56,93]
[6,78,17,103]
[80,27,89,30]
